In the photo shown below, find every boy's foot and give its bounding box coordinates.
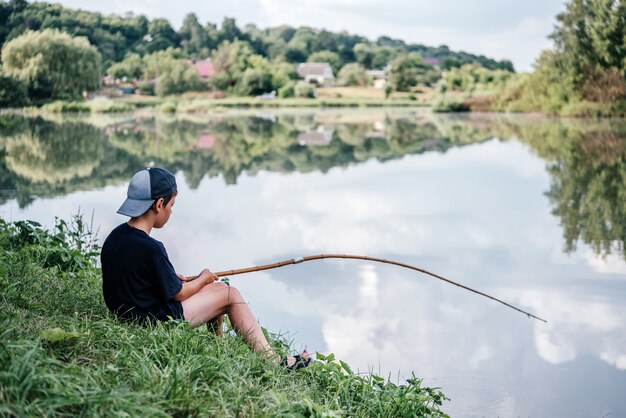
[282,350,311,370]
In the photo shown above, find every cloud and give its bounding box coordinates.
[514,288,626,370]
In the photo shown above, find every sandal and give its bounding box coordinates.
[281,354,311,370]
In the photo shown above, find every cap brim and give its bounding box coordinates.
[117,197,154,217]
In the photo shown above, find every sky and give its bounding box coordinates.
[51,0,567,72]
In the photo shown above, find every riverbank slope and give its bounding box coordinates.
[0,217,448,417]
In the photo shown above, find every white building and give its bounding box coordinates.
[297,63,335,85]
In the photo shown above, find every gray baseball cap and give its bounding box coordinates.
[117,167,177,217]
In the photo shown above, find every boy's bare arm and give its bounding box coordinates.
[175,269,218,302]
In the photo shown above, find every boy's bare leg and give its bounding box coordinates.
[182,282,308,365]
[206,314,224,336]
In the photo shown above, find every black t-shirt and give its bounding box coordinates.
[101,223,183,323]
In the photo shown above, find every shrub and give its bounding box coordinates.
[0,74,28,108]
[239,68,273,96]
[560,100,626,118]
[294,81,315,98]
[156,61,205,97]
[137,81,156,96]
[41,99,134,113]
[432,96,470,112]
[278,81,296,98]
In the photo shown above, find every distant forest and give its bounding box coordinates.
[0,0,514,72]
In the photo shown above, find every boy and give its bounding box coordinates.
[101,167,309,368]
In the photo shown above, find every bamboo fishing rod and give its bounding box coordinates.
[214,254,547,323]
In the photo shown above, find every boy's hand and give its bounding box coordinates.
[199,268,219,283]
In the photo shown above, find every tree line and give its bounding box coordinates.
[0,0,513,104]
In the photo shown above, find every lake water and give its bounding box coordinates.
[1,109,625,417]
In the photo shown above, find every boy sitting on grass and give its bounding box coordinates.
[101,167,309,369]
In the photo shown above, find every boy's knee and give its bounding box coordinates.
[226,286,244,303]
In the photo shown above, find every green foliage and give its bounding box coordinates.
[41,98,135,113]
[211,40,253,91]
[0,73,28,108]
[142,48,185,80]
[137,80,156,96]
[0,216,449,417]
[1,29,102,99]
[294,81,315,98]
[495,52,579,114]
[155,61,205,97]
[440,64,514,93]
[145,18,179,53]
[271,61,298,91]
[338,63,368,87]
[432,96,471,112]
[496,0,626,114]
[551,0,626,79]
[353,43,397,69]
[389,53,425,92]
[178,13,211,58]
[307,50,342,74]
[278,81,297,98]
[239,68,274,96]
[306,353,448,416]
[107,53,143,80]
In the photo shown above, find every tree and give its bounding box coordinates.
[211,40,252,90]
[283,45,307,63]
[353,43,374,68]
[551,0,626,81]
[155,60,204,96]
[142,48,185,80]
[270,61,297,91]
[239,69,273,95]
[338,63,368,87]
[145,18,178,53]
[0,73,27,107]
[237,54,273,95]
[179,13,209,58]
[389,53,425,92]
[307,50,342,74]
[218,17,244,44]
[107,53,143,80]
[371,46,396,69]
[1,29,101,99]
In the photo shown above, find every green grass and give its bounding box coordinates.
[0,216,449,417]
[113,96,427,112]
[41,98,135,113]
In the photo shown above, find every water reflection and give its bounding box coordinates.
[1,109,625,416]
[1,110,624,260]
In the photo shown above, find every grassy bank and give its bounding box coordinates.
[0,216,448,417]
[126,96,426,113]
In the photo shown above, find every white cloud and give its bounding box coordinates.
[585,250,626,275]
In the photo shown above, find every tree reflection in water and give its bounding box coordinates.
[0,110,624,259]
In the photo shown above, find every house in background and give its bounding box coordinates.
[188,58,215,79]
[423,56,440,68]
[297,63,334,85]
[366,70,388,89]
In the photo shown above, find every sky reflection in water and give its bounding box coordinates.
[0,110,624,417]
